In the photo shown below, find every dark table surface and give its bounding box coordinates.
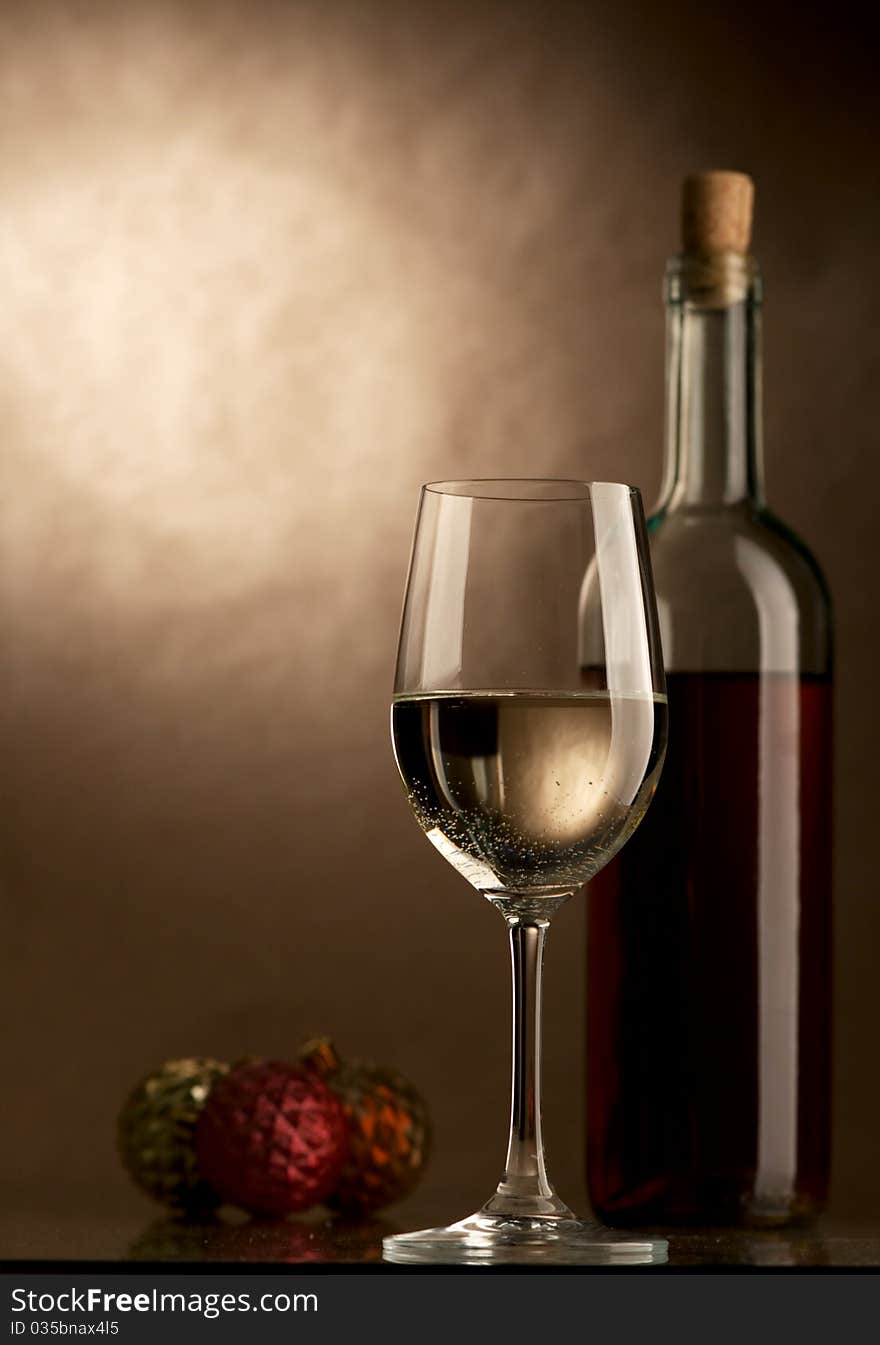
[2,1203,879,1268]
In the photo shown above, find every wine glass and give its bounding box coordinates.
[383,480,668,1265]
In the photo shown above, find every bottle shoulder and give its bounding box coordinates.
[647,503,832,674]
[649,503,829,597]
[751,507,832,607]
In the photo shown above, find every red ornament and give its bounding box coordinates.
[195,1059,348,1216]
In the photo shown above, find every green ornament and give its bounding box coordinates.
[118,1058,229,1211]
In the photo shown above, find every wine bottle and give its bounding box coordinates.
[586,173,833,1226]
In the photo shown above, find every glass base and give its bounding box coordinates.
[382,1210,668,1266]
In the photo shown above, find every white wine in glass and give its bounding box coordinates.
[384,480,667,1265]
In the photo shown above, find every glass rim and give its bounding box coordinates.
[422,478,641,502]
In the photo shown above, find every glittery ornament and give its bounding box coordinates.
[195,1059,348,1216]
[299,1038,431,1214]
[118,1058,229,1211]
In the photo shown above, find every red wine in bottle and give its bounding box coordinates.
[588,671,832,1223]
[586,174,833,1226]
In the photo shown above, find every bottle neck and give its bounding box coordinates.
[658,253,764,514]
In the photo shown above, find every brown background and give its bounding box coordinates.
[1,0,878,1225]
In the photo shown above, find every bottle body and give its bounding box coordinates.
[586,255,833,1225]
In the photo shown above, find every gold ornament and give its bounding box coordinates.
[118,1058,229,1211]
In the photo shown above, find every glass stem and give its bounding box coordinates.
[482,915,574,1222]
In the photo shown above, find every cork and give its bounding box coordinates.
[681,171,754,255]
